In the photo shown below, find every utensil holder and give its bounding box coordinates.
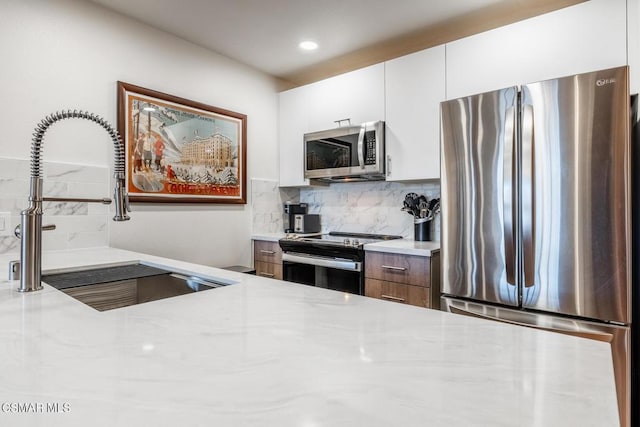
[414,217,432,241]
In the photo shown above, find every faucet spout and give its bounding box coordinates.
[18,110,131,293]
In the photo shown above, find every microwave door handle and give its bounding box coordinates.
[357,125,366,169]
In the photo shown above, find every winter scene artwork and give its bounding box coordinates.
[117,82,247,204]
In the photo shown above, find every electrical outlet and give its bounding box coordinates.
[0,212,12,236]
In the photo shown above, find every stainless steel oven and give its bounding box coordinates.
[282,252,363,294]
[279,232,402,295]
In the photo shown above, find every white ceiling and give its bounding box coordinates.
[87,0,582,85]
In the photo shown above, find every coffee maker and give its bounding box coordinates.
[283,202,320,234]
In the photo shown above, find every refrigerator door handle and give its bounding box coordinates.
[448,303,613,343]
[521,104,535,287]
[503,106,516,285]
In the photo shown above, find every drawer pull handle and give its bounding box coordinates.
[260,250,276,255]
[258,272,275,278]
[381,294,405,302]
[381,265,406,272]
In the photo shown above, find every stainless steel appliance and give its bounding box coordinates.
[304,121,385,182]
[440,66,633,427]
[284,202,308,233]
[279,232,401,295]
[292,214,320,234]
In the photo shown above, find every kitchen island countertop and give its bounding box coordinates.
[0,247,618,426]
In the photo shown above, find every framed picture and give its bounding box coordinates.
[117,81,247,204]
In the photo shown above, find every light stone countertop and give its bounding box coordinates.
[251,232,285,242]
[364,238,440,256]
[251,234,441,258]
[0,247,618,426]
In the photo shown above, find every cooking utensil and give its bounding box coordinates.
[404,193,420,217]
[402,193,440,219]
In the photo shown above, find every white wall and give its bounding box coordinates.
[629,0,640,94]
[0,0,280,267]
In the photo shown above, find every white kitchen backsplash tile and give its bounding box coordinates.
[0,157,110,254]
[251,179,300,234]
[300,181,441,240]
[251,178,441,241]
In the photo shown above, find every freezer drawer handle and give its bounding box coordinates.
[381,265,407,272]
[381,294,405,302]
[449,304,613,343]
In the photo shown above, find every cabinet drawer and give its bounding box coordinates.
[255,261,282,280]
[365,278,430,308]
[365,252,430,287]
[254,240,282,263]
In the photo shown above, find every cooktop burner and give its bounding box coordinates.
[281,231,402,249]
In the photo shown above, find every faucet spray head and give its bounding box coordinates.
[113,179,131,221]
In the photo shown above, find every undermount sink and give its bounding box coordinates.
[42,263,233,311]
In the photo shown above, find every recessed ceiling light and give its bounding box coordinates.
[299,40,318,51]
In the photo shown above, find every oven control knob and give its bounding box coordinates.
[353,239,359,246]
[344,238,350,246]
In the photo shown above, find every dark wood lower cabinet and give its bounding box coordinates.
[253,240,283,280]
[254,261,282,280]
[365,251,440,309]
[365,278,430,308]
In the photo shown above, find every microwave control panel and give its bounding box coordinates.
[365,131,376,165]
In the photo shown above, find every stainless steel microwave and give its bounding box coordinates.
[303,121,385,182]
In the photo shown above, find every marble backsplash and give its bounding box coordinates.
[251,179,300,234]
[251,178,441,240]
[0,157,110,254]
[301,181,441,240]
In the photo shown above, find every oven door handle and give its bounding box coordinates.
[282,253,362,272]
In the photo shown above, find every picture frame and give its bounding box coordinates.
[117,81,247,204]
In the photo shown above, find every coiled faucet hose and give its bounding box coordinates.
[30,109,125,179]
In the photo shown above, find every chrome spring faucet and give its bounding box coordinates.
[17,110,131,292]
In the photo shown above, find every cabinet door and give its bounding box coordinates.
[279,86,310,187]
[385,46,445,181]
[254,240,282,264]
[365,252,431,287]
[446,0,627,99]
[305,63,385,132]
[255,261,283,280]
[365,278,430,308]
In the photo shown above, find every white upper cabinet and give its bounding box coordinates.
[278,86,310,187]
[385,46,445,181]
[446,0,627,100]
[305,63,385,132]
[278,64,385,187]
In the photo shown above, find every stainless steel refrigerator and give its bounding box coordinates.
[440,66,631,427]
